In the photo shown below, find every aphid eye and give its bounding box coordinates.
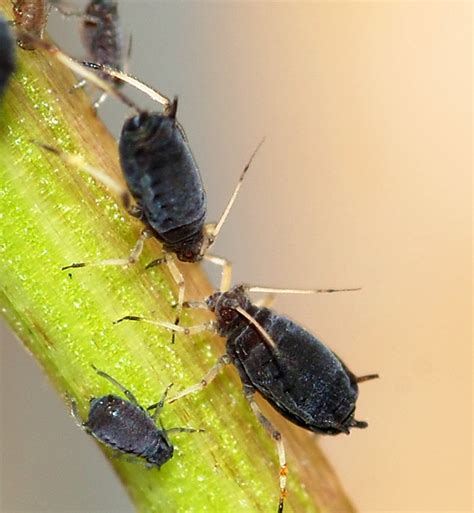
[220,307,235,322]
[129,115,142,131]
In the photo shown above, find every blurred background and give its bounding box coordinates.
[1,2,471,512]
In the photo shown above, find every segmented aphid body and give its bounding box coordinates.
[118,110,207,262]
[81,0,123,87]
[12,0,49,50]
[208,285,368,435]
[86,394,173,467]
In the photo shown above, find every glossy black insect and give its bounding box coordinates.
[12,0,49,50]
[71,367,201,468]
[0,15,16,98]
[118,276,377,512]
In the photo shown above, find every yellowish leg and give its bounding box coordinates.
[243,386,288,513]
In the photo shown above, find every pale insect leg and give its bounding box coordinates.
[243,385,288,513]
[114,315,216,337]
[62,229,152,271]
[167,354,231,404]
[166,427,203,434]
[203,252,233,292]
[146,383,173,420]
[32,142,155,270]
[92,365,139,405]
[70,397,85,428]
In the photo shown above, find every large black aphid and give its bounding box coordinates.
[30,39,259,320]
[117,273,378,512]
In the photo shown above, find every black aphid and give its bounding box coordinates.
[12,0,49,50]
[31,40,261,320]
[0,16,16,97]
[118,280,377,512]
[71,367,201,468]
[69,0,127,108]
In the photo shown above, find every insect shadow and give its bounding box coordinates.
[71,366,202,469]
[115,267,378,512]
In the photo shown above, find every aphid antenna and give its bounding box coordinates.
[16,31,142,113]
[81,61,171,109]
[205,137,266,248]
[235,306,277,350]
[246,285,362,295]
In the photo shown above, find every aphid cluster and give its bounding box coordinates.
[7,8,378,512]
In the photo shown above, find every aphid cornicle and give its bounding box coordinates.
[118,276,378,512]
[71,367,201,468]
[0,15,16,97]
[12,0,49,50]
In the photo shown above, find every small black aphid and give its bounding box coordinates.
[118,283,378,512]
[71,367,201,468]
[0,15,16,98]
[12,0,49,50]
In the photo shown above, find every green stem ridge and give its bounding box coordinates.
[0,5,356,513]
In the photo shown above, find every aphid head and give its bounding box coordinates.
[172,234,206,263]
[206,286,251,332]
[146,435,174,468]
[120,111,175,146]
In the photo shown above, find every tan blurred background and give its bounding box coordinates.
[1,2,471,512]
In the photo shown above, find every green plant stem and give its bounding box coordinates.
[0,5,356,513]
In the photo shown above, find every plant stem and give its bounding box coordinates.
[0,4,356,512]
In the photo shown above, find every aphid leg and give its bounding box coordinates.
[146,253,186,343]
[167,354,231,404]
[203,253,233,292]
[166,427,204,434]
[182,300,208,310]
[71,78,87,92]
[243,385,288,513]
[92,365,139,405]
[114,315,216,336]
[146,383,173,421]
[93,91,108,110]
[34,142,134,209]
[356,373,379,383]
[70,398,85,428]
[62,229,152,271]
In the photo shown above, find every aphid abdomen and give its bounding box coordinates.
[230,306,360,434]
[0,16,15,97]
[12,0,49,50]
[119,113,207,248]
[81,0,122,77]
[87,395,160,456]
